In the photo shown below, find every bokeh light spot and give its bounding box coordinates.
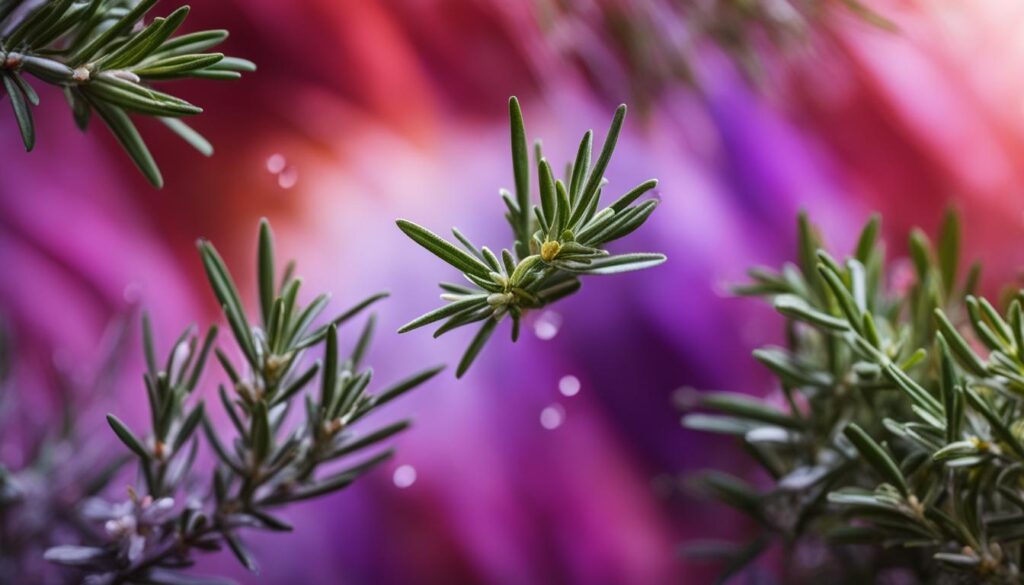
[393,464,417,488]
[540,404,565,430]
[558,375,580,397]
[533,311,562,340]
[265,154,286,174]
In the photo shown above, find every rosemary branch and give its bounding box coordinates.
[45,219,443,584]
[684,210,1024,584]
[0,0,254,187]
[397,96,667,377]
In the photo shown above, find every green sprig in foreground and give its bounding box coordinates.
[45,220,443,584]
[397,97,666,377]
[0,0,255,187]
[684,210,1024,584]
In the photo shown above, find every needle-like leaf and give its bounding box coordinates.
[2,0,252,186]
[396,99,665,376]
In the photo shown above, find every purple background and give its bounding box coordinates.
[6,1,1024,583]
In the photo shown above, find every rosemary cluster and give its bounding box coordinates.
[684,211,1024,584]
[41,220,442,585]
[539,0,893,102]
[397,97,666,377]
[0,0,253,187]
[0,318,135,584]
[2,81,670,579]
[0,2,677,575]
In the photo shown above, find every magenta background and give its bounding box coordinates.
[5,1,1024,583]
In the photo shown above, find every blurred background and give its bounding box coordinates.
[5,0,1024,583]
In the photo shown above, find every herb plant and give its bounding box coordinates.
[396,96,666,377]
[43,220,443,584]
[0,0,254,187]
[682,211,1024,584]
[0,318,134,584]
[539,0,893,105]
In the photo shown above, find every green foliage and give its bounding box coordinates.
[1,316,135,583]
[397,96,666,377]
[684,210,1024,584]
[537,0,894,106]
[0,0,254,187]
[47,219,443,584]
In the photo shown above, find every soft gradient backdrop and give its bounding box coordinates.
[5,0,1024,583]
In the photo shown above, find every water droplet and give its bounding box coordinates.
[540,404,565,430]
[265,154,286,174]
[393,464,416,488]
[533,311,562,340]
[558,375,580,397]
[277,166,299,189]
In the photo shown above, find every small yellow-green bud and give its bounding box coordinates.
[970,436,989,450]
[541,240,561,262]
[323,418,344,436]
[906,494,925,517]
[265,353,288,383]
[487,292,513,307]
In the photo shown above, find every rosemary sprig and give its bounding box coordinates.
[46,219,443,584]
[397,97,666,377]
[0,317,134,584]
[0,0,254,187]
[683,210,1024,584]
[539,0,895,102]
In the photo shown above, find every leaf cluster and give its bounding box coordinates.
[540,0,894,105]
[684,211,1024,584]
[0,0,255,187]
[397,96,666,377]
[0,316,134,583]
[46,219,443,584]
